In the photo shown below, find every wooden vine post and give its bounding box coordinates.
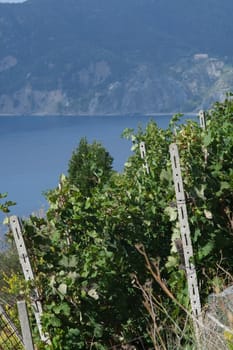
[169,143,203,341]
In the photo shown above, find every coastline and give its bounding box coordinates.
[0,111,198,117]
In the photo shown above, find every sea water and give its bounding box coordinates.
[0,114,197,226]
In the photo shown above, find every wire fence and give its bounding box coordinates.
[0,304,23,350]
[202,285,233,350]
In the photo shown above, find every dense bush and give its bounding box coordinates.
[8,97,233,349]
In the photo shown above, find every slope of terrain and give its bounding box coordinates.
[1,0,233,114]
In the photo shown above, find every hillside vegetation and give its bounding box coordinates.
[1,0,233,114]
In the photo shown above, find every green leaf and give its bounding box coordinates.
[59,255,77,268]
[216,181,231,196]
[197,241,214,260]
[165,255,178,269]
[193,228,201,243]
[164,206,177,222]
[203,133,212,147]
[60,302,71,316]
[194,185,206,200]
[2,217,9,225]
[68,255,78,268]
[220,181,230,190]
[93,323,103,338]
[160,168,172,182]
[85,197,91,209]
[5,200,16,207]
[58,283,67,296]
[49,316,62,328]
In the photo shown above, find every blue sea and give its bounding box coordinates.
[0,114,197,236]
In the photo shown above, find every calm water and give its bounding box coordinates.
[0,114,196,229]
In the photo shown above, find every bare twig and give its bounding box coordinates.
[135,244,188,313]
[216,264,233,283]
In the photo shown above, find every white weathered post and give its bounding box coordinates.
[199,110,206,130]
[9,215,50,343]
[169,143,202,339]
[199,110,208,166]
[17,300,34,350]
[139,141,149,174]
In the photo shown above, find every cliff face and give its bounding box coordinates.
[1,55,232,115]
[1,0,233,115]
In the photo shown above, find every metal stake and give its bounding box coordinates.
[17,300,35,350]
[9,216,50,343]
[199,110,208,165]
[199,110,206,130]
[139,141,149,174]
[169,143,202,338]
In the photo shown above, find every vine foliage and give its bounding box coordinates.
[10,97,233,349]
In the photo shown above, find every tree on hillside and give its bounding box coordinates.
[67,138,114,196]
